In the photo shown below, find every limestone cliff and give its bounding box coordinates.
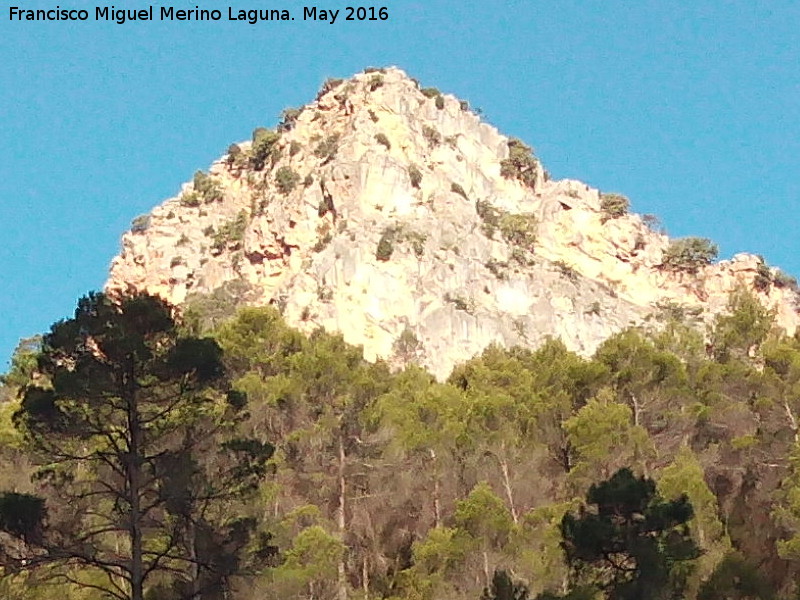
[107,68,800,379]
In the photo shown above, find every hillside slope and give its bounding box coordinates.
[107,67,800,378]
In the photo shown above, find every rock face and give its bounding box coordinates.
[107,68,800,379]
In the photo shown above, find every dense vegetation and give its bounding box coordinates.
[2,287,800,600]
[500,139,538,189]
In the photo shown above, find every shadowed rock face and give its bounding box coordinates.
[106,67,799,379]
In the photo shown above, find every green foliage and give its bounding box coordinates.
[270,525,344,595]
[444,292,470,312]
[211,210,249,252]
[511,502,576,596]
[536,588,597,600]
[560,468,699,600]
[451,340,607,489]
[0,492,45,543]
[763,337,800,383]
[392,327,422,364]
[485,259,509,280]
[275,166,301,194]
[475,201,536,246]
[1,336,41,389]
[594,329,689,431]
[312,223,333,252]
[421,87,442,99]
[317,193,335,217]
[371,367,454,442]
[0,401,24,451]
[405,230,427,257]
[182,280,257,335]
[755,259,773,292]
[564,390,653,485]
[481,570,529,600]
[9,253,800,598]
[368,74,384,91]
[369,365,466,469]
[476,200,502,238]
[599,193,629,222]
[251,127,280,170]
[658,446,725,549]
[0,569,108,600]
[314,134,340,161]
[500,138,538,189]
[711,288,775,362]
[510,247,535,267]
[697,552,774,600]
[654,300,703,325]
[279,106,302,132]
[0,293,270,599]
[226,142,247,169]
[658,446,729,594]
[423,124,441,146]
[192,170,224,203]
[375,132,391,149]
[554,261,580,282]
[411,526,469,593]
[180,190,201,207]
[499,213,537,246]
[375,225,426,261]
[455,483,514,547]
[774,443,800,561]
[214,306,305,379]
[773,268,799,290]
[376,226,396,261]
[661,237,719,273]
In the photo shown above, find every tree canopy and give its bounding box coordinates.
[0,293,272,600]
[0,288,799,600]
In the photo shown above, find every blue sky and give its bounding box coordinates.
[1,0,799,368]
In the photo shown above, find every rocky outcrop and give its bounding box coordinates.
[107,68,800,379]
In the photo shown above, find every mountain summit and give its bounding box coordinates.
[106,67,800,378]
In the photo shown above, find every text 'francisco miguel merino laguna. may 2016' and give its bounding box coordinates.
[8,5,389,24]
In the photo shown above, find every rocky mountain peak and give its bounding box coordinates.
[106,67,800,379]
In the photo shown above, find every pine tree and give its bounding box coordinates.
[0,293,272,600]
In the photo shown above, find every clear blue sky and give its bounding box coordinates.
[1,0,799,369]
